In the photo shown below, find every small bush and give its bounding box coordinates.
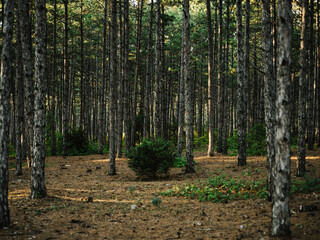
[174,155,196,168]
[127,138,176,179]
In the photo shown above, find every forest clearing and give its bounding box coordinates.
[2,149,320,240]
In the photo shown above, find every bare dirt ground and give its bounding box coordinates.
[2,149,320,240]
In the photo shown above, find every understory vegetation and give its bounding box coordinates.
[161,174,320,203]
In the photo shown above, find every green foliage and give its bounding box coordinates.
[246,124,266,156]
[9,143,15,158]
[46,128,107,156]
[194,132,209,149]
[162,175,268,203]
[174,156,187,168]
[173,155,196,168]
[127,138,176,179]
[227,124,266,156]
[151,196,162,206]
[291,176,320,194]
[162,175,320,203]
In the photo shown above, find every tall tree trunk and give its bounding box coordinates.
[206,0,215,157]
[317,0,320,147]
[177,18,185,157]
[63,0,69,157]
[108,0,117,176]
[244,0,250,131]
[183,0,194,173]
[271,0,292,236]
[123,0,131,152]
[19,0,33,167]
[262,0,276,201]
[31,0,47,199]
[297,0,308,177]
[236,0,247,166]
[154,0,162,139]
[307,0,315,150]
[51,0,57,156]
[143,0,154,140]
[217,0,223,153]
[131,0,144,147]
[99,0,108,154]
[0,0,13,228]
[222,0,230,155]
[80,0,85,132]
[15,6,24,176]
[117,0,124,158]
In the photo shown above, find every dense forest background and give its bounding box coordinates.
[2,0,319,158]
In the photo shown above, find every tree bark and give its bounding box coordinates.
[117,0,124,158]
[63,0,69,157]
[154,0,162,139]
[236,0,247,166]
[177,16,185,157]
[271,0,292,236]
[19,0,33,167]
[206,0,215,157]
[143,0,154,140]
[297,0,308,177]
[307,0,315,150]
[183,0,195,173]
[99,0,108,154]
[123,0,131,152]
[108,0,117,176]
[51,0,57,156]
[244,0,250,131]
[262,0,276,201]
[15,6,24,176]
[131,0,144,147]
[31,0,47,199]
[0,0,13,228]
[217,0,223,153]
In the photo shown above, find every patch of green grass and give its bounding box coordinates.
[161,175,320,203]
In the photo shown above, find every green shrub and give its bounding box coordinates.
[174,155,196,168]
[127,138,176,179]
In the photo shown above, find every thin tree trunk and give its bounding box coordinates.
[15,6,24,176]
[183,0,195,173]
[31,0,47,199]
[244,0,250,131]
[297,0,308,177]
[108,0,117,176]
[154,0,162,139]
[124,0,131,152]
[236,0,247,166]
[177,18,185,157]
[99,0,108,154]
[131,0,144,147]
[143,0,154,140]
[262,0,276,201]
[51,0,57,156]
[19,0,33,167]
[222,0,230,155]
[307,0,315,150]
[117,0,124,157]
[63,0,69,157]
[217,0,223,153]
[271,0,292,236]
[0,0,14,228]
[208,34,215,146]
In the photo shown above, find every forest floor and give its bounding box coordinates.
[2,149,320,240]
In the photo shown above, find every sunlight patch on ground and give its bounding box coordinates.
[89,158,127,163]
